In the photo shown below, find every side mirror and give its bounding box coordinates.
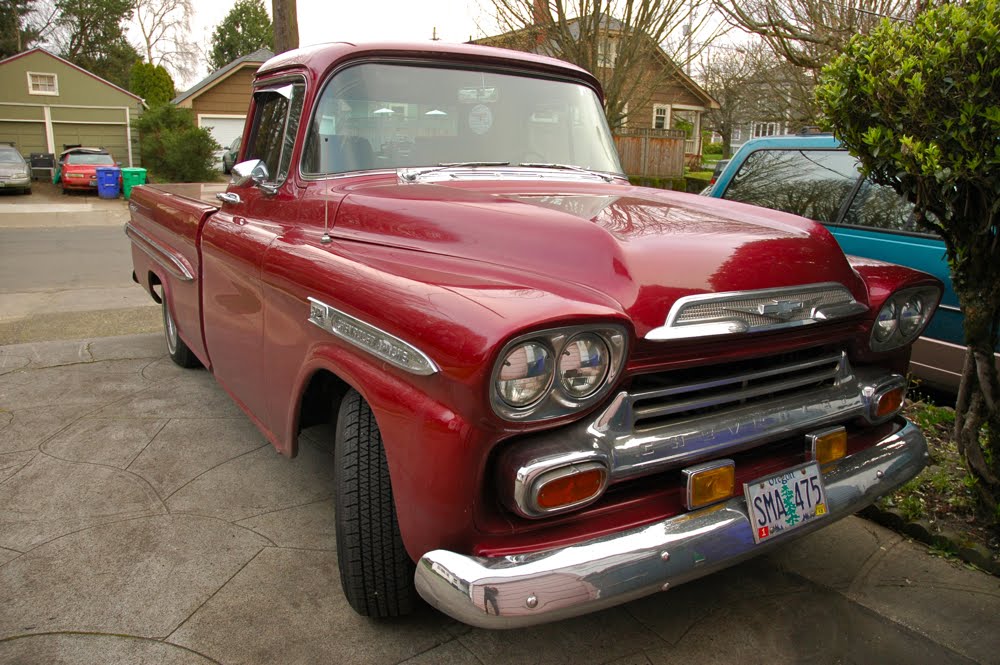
[231,159,270,188]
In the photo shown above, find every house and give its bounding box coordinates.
[172,49,274,162]
[0,48,144,165]
[473,11,718,160]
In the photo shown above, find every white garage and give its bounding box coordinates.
[198,115,245,166]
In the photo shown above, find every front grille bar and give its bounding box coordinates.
[631,352,844,425]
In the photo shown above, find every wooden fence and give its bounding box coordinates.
[613,128,686,179]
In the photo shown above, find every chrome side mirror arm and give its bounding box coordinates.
[231,159,278,194]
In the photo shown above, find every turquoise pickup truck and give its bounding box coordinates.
[706,134,979,391]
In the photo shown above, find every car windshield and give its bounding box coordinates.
[0,148,23,164]
[66,153,114,165]
[721,149,860,224]
[302,62,622,176]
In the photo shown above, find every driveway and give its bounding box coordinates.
[1,333,998,664]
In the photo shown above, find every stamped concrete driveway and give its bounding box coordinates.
[1,334,998,665]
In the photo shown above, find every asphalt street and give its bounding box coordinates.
[0,184,160,344]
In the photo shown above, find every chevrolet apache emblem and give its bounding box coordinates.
[724,297,820,321]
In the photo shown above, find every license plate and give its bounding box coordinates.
[744,461,828,544]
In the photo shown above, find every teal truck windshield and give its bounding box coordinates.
[302,63,622,176]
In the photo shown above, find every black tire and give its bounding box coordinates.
[162,298,200,368]
[334,389,417,618]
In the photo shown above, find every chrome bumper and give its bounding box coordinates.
[415,421,928,629]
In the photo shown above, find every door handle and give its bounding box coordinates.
[216,192,241,205]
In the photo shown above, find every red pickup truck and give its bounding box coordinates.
[126,41,939,628]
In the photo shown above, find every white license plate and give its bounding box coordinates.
[744,461,828,544]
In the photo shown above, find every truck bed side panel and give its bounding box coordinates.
[128,183,221,366]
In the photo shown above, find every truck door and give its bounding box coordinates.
[200,81,306,427]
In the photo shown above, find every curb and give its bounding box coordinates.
[860,505,1000,575]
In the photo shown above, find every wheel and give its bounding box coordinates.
[162,298,200,368]
[223,159,231,175]
[334,389,417,618]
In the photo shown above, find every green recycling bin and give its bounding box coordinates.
[121,167,147,199]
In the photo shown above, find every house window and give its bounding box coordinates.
[27,72,58,96]
[652,105,669,129]
[752,122,781,138]
[598,37,618,67]
[732,128,742,142]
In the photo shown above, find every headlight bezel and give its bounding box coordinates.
[869,285,942,352]
[490,323,628,421]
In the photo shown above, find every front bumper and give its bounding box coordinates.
[415,420,927,628]
[0,175,30,189]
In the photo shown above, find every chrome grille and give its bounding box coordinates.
[630,350,847,433]
[645,282,867,341]
[674,287,858,328]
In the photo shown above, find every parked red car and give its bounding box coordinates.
[58,147,116,192]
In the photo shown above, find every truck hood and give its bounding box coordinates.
[332,180,865,336]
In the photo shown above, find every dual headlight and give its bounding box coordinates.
[491,324,628,421]
[870,285,941,352]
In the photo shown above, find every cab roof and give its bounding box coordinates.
[255,41,605,101]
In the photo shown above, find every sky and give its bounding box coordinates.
[177,0,496,87]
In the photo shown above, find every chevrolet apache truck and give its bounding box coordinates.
[126,41,940,629]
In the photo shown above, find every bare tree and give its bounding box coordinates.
[714,0,923,72]
[478,0,721,128]
[271,0,297,53]
[132,0,197,81]
[700,39,818,155]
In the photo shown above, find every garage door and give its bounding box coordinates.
[54,124,128,164]
[0,121,47,157]
[198,116,245,166]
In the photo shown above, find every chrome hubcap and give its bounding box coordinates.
[163,302,178,355]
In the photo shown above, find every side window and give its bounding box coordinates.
[840,179,924,234]
[722,149,860,224]
[245,83,305,183]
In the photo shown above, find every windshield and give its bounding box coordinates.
[0,149,23,164]
[302,63,622,176]
[66,153,114,165]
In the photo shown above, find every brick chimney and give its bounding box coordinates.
[533,0,551,46]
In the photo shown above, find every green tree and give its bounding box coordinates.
[208,0,273,71]
[136,104,219,182]
[54,0,140,87]
[129,61,174,106]
[0,0,42,58]
[817,0,1000,511]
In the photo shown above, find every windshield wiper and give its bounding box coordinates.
[518,162,615,182]
[399,162,510,182]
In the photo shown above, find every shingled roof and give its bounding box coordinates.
[172,48,274,106]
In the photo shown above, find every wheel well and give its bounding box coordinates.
[147,271,163,304]
[298,369,351,436]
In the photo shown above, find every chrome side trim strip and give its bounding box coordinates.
[415,421,927,629]
[307,297,439,376]
[124,222,194,282]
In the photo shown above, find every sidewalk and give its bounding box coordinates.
[1,333,998,664]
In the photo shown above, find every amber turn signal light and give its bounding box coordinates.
[535,465,607,511]
[874,385,905,418]
[808,427,848,465]
[682,460,735,510]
